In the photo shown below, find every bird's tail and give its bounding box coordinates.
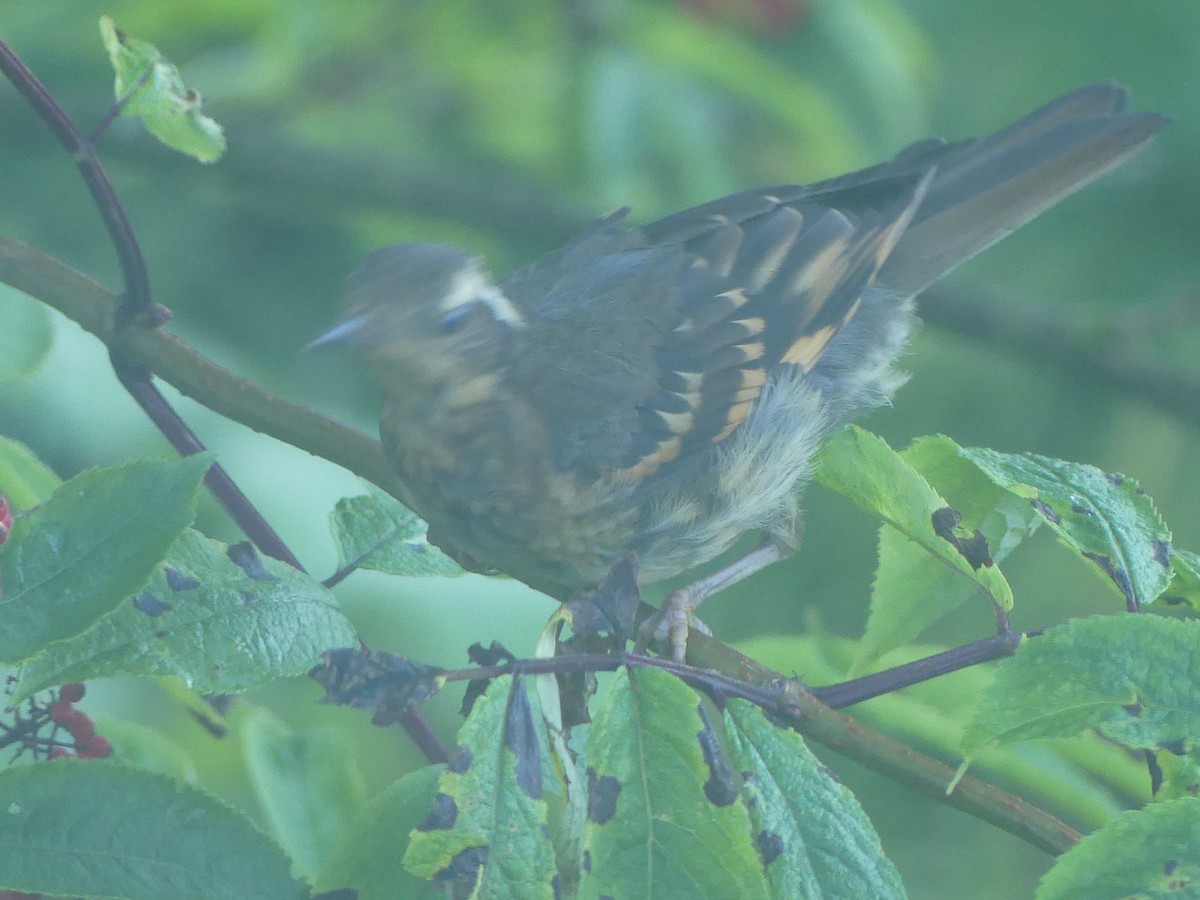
[878,82,1169,297]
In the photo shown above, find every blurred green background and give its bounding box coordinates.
[1,1,1197,896]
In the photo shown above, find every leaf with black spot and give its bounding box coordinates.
[11,528,356,701]
[0,455,211,666]
[416,793,459,833]
[561,555,641,642]
[958,448,1172,609]
[404,675,557,897]
[553,631,605,729]
[930,506,993,570]
[963,615,1200,758]
[1150,746,1200,801]
[581,667,769,898]
[1038,798,1200,899]
[132,592,171,617]
[724,699,905,898]
[1155,547,1200,614]
[100,15,226,163]
[828,432,1033,671]
[164,567,199,591]
[467,641,515,668]
[227,542,278,582]
[697,703,739,807]
[312,648,443,725]
[461,641,515,716]
[586,769,620,825]
[330,485,466,578]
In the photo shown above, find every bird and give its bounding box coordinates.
[315,83,1167,661]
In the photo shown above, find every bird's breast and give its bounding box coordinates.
[378,378,641,597]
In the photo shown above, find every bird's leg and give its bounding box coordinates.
[637,537,792,662]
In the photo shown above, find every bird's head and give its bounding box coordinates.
[312,243,523,381]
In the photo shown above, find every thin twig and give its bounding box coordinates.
[89,62,153,146]
[2,232,1084,847]
[0,40,451,761]
[0,38,306,569]
[0,235,400,495]
[433,647,1077,856]
[0,38,152,318]
[810,630,1025,709]
[112,359,305,570]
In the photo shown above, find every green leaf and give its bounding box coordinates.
[99,15,227,163]
[13,527,357,699]
[0,434,60,511]
[330,485,465,577]
[241,707,367,882]
[816,427,1014,619]
[857,434,1041,669]
[404,675,558,897]
[93,716,198,783]
[1037,797,1200,899]
[0,455,210,665]
[963,615,1200,754]
[317,766,445,900]
[0,762,306,900]
[0,286,52,382]
[744,633,1140,831]
[724,699,906,898]
[1152,748,1200,802]
[1156,546,1200,614]
[959,448,1173,609]
[580,667,769,899]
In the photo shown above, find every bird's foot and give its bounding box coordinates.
[635,586,712,663]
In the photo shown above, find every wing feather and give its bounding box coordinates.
[614,169,933,481]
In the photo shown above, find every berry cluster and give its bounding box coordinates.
[1,681,112,761]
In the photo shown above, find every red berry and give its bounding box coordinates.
[0,495,10,543]
[48,699,74,725]
[64,710,95,742]
[59,683,85,703]
[48,746,73,760]
[77,734,112,759]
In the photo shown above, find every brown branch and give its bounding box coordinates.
[0,234,454,760]
[422,649,1079,856]
[0,37,308,568]
[3,234,1087,851]
[777,679,1080,856]
[0,235,402,499]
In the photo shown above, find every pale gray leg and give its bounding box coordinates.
[639,538,792,662]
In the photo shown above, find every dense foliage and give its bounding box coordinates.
[1,3,1198,897]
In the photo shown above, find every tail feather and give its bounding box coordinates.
[879,84,1169,296]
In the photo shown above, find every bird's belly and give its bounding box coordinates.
[386,366,832,598]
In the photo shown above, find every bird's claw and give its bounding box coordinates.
[635,589,712,663]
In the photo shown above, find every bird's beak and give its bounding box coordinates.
[307,312,370,350]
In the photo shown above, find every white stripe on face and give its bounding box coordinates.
[439,266,526,327]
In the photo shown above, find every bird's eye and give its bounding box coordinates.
[438,305,472,334]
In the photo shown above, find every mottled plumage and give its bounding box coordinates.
[317,84,1166,655]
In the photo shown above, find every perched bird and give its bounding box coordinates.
[316,84,1166,660]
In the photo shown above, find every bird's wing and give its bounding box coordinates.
[612,167,933,481]
[507,83,1166,485]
